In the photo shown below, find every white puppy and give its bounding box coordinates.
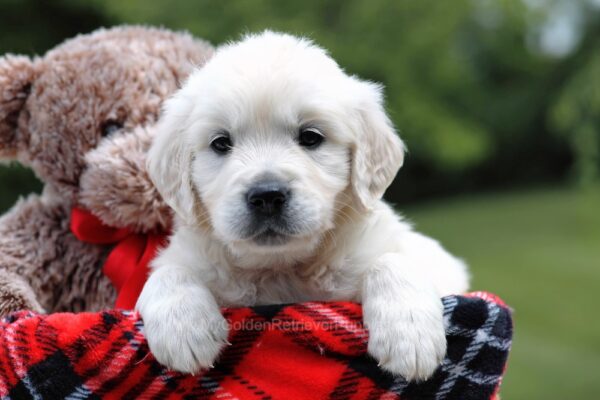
[137,31,469,382]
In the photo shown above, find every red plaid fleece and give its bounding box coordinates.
[0,292,511,400]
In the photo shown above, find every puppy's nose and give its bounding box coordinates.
[246,181,290,215]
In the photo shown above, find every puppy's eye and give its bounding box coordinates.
[298,127,324,149]
[210,135,233,154]
[101,120,123,137]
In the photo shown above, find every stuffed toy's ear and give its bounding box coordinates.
[0,55,34,159]
[79,124,172,233]
[350,81,405,211]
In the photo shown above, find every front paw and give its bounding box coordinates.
[365,301,446,382]
[142,306,229,374]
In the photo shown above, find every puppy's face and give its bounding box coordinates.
[191,96,350,257]
[149,32,405,263]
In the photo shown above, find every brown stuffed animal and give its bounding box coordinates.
[0,26,213,315]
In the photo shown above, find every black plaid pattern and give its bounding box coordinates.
[9,350,99,400]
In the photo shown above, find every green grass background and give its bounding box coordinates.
[404,185,600,399]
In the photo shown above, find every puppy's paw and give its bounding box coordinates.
[142,305,229,374]
[365,300,446,382]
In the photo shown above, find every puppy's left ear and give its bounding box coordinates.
[350,81,405,211]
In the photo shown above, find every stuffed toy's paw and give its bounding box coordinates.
[0,271,45,316]
[0,292,511,400]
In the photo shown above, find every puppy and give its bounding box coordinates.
[137,31,469,382]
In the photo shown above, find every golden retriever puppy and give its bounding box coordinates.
[137,31,469,382]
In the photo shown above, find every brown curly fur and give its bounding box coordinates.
[0,26,213,315]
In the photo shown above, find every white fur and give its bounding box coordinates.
[137,31,469,382]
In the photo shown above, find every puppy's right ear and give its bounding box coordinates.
[349,80,405,212]
[0,55,34,159]
[147,95,197,221]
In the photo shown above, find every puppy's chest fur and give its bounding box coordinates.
[207,261,361,307]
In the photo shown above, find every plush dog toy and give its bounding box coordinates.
[0,26,213,316]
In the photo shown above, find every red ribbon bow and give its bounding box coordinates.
[70,207,168,310]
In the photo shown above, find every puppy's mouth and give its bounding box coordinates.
[252,228,290,246]
[243,213,300,246]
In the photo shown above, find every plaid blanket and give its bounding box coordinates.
[0,292,511,400]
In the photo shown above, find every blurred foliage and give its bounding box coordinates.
[1,0,600,208]
[551,52,600,185]
[0,165,41,212]
[0,0,109,54]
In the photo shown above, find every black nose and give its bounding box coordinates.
[246,181,290,215]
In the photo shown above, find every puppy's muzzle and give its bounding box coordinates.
[246,180,290,216]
